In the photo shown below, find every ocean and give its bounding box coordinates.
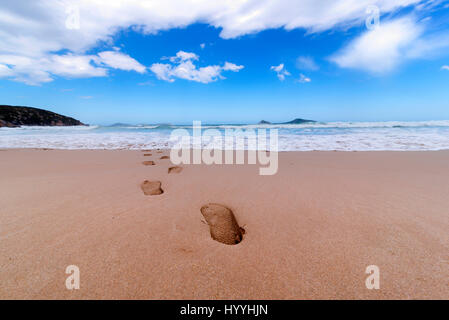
[1,120,449,151]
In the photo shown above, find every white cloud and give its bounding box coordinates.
[149,63,175,82]
[49,54,108,78]
[271,63,291,81]
[208,0,425,38]
[222,62,244,72]
[0,0,438,83]
[0,51,145,85]
[150,51,243,83]
[296,56,319,71]
[97,51,146,73]
[0,1,425,55]
[0,53,108,85]
[330,16,449,73]
[331,17,422,73]
[169,51,199,63]
[442,65,449,71]
[298,73,311,83]
[200,43,206,49]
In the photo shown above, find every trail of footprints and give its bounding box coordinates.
[139,149,244,245]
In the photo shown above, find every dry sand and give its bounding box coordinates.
[0,149,448,299]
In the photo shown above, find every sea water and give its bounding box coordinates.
[1,120,449,151]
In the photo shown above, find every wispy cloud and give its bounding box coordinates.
[138,81,154,86]
[298,73,311,83]
[270,63,290,81]
[296,56,319,71]
[96,51,146,73]
[222,62,244,72]
[442,65,449,71]
[0,64,13,77]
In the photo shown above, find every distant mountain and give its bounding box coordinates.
[280,118,316,124]
[0,105,84,127]
[108,123,132,127]
[257,118,316,125]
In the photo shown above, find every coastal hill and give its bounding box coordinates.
[258,118,316,125]
[0,105,84,127]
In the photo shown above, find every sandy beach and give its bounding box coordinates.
[0,149,448,299]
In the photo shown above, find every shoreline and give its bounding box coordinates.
[1,149,448,299]
[2,147,449,152]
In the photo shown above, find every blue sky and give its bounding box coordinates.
[1,0,449,124]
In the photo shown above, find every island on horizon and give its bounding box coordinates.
[258,118,316,125]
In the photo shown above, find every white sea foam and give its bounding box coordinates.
[207,120,449,129]
[1,121,449,151]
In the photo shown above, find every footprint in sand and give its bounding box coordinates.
[168,166,182,174]
[143,153,152,156]
[200,203,245,245]
[140,180,163,195]
[160,155,170,160]
[142,160,155,166]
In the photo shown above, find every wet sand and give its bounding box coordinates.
[0,149,448,299]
